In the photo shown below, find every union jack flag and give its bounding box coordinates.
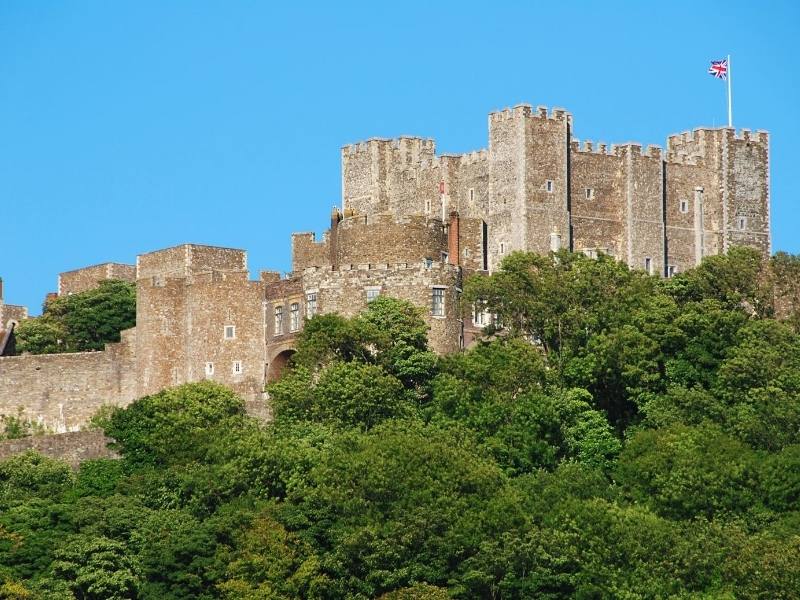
[708,59,728,80]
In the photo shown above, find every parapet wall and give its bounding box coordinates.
[59,263,136,296]
[336,214,448,266]
[0,331,137,432]
[0,430,118,468]
[137,244,247,280]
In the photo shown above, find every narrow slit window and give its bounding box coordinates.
[306,292,317,318]
[274,306,283,336]
[545,180,554,193]
[737,216,747,230]
[585,188,594,200]
[644,257,652,275]
[680,199,689,214]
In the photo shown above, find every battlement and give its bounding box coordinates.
[667,127,769,151]
[136,244,247,280]
[341,136,436,159]
[301,259,458,277]
[571,140,613,155]
[489,103,572,125]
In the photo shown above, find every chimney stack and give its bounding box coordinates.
[448,211,460,266]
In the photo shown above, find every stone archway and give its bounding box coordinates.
[266,348,296,382]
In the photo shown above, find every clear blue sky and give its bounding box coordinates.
[2,1,798,313]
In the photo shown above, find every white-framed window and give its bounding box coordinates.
[473,302,491,327]
[469,188,475,202]
[232,361,242,375]
[737,216,747,230]
[545,180,554,193]
[366,287,381,303]
[583,248,598,259]
[274,305,283,336]
[306,292,317,318]
[585,188,594,200]
[680,199,689,214]
[205,362,214,376]
[645,257,653,275]
[290,302,300,332]
[431,287,445,317]
[668,265,677,277]
[224,325,235,340]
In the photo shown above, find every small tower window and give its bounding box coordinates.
[545,180,554,193]
[737,216,748,230]
[668,265,677,277]
[680,199,689,214]
[232,361,242,375]
[425,199,431,214]
[366,287,381,303]
[644,257,653,275]
[224,325,235,340]
[205,362,214,377]
[585,188,594,200]
[469,188,475,202]
[431,287,445,317]
[499,242,506,255]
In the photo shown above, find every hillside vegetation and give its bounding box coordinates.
[1,248,799,599]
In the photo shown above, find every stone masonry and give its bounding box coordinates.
[0,104,771,432]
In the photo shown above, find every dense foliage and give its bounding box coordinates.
[15,280,136,354]
[2,252,800,598]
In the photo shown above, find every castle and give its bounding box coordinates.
[0,104,770,431]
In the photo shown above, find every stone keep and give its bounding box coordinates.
[0,104,771,431]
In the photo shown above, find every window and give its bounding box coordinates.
[473,302,491,327]
[583,248,598,259]
[290,302,300,332]
[274,306,283,335]
[737,216,747,230]
[366,287,381,303]
[481,221,488,271]
[441,251,449,263]
[680,199,689,214]
[425,199,431,214]
[232,361,242,375]
[205,362,214,376]
[644,257,652,275]
[499,242,506,255]
[224,325,235,340]
[668,265,677,277]
[306,292,317,318]
[431,287,445,317]
[545,180,553,193]
[469,188,475,202]
[585,188,594,200]
[424,257,433,269]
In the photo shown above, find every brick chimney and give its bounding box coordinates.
[448,211,460,266]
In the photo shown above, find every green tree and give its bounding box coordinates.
[15,279,135,355]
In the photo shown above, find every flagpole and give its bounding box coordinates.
[727,54,733,128]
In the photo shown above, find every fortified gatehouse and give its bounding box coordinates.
[0,104,771,430]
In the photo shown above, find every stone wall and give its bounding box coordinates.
[0,330,137,432]
[59,262,136,295]
[301,262,462,354]
[0,430,118,468]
